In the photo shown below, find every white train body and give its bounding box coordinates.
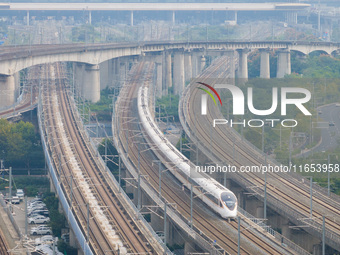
[137,86,237,218]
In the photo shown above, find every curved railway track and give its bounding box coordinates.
[116,61,297,255]
[0,227,9,254]
[181,56,340,248]
[42,62,154,255]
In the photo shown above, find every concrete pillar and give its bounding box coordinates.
[162,51,172,95]
[260,49,270,79]
[99,60,110,90]
[173,52,185,95]
[184,240,197,254]
[226,50,235,83]
[13,72,20,100]
[156,62,162,98]
[276,49,291,78]
[237,48,249,81]
[200,55,206,73]
[184,53,192,82]
[119,60,127,87]
[74,63,85,97]
[0,75,15,109]
[172,11,175,26]
[113,58,120,87]
[191,53,199,78]
[88,11,92,25]
[285,11,297,25]
[234,11,238,24]
[26,11,29,26]
[130,11,134,26]
[281,218,291,241]
[83,64,100,103]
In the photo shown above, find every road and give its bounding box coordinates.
[301,103,340,157]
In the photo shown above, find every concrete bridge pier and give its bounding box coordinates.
[130,11,134,26]
[173,52,185,95]
[112,58,120,87]
[236,48,249,82]
[184,53,192,83]
[184,239,199,254]
[69,227,85,255]
[74,63,85,97]
[191,52,199,78]
[285,11,297,25]
[0,74,16,109]
[83,64,100,103]
[156,62,163,98]
[162,51,172,95]
[276,49,291,78]
[225,49,236,83]
[26,11,30,26]
[260,48,270,79]
[119,59,128,87]
[99,60,112,90]
[200,55,206,73]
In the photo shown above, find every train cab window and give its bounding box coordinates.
[220,192,236,210]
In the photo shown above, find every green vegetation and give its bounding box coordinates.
[43,192,66,237]
[82,88,115,122]
[0,119,45,169]
[97,138,119,175]
[0,176,49,197]
[156,92,180,122]
[58,240,77,255]
[174,25,237,41]
[71,25,101,43]
[243,54,340,193]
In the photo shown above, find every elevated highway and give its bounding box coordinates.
[0,41,339,108]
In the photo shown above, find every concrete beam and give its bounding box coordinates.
[276,49,291,78]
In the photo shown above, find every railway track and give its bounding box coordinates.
[0,227,9,254]
[115,60,298,255]
[180,55,340,250]
[41,62,155,255]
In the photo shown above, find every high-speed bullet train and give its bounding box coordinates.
[137,86,237,219]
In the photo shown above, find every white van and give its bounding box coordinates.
[16,189,24,200]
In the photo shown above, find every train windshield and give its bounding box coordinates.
[220,192,237,210]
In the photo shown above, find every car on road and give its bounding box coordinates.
[10,196,20,204]
[28,215,50,224]
[329,121,335,126]
[30,225,52,235]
